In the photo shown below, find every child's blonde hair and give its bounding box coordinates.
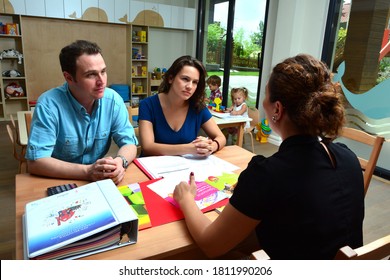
[230,87,248,103]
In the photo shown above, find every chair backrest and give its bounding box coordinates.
[9,114,22,144]
[247,107,260,132]
[6,124,26,173]
[25,112,33,137]
[339,127,385,196]
[250,249,270,260]
[334,234,390,260]
[9,113,16,129]
[251,234,390,260]
[128,106,139,121]
[6,124,16,148]
[127,106,139,134]
[127,106,141,155]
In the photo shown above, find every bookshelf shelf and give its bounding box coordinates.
[0,13,29,120]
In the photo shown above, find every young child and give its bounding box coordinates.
[206,75,222,105]
[223,87,250,144]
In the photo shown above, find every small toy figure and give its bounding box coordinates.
[0,49,23,64]
[5,82,24,98]
[2,69,22,77]
[256,118,272,143]
[214,97,222,112]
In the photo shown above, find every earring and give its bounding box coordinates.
[272,115,277,122]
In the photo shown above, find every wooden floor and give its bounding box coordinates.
[0,121,389,259]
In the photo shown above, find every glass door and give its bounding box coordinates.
[201,0,268,108]
[324,0,390,175]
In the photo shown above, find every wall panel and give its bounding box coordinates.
[21,16,127,101]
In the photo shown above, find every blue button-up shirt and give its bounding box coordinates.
[26,83,138,164]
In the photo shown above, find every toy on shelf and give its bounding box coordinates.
[152,67,167,80]
[0,49,23,64]
[2,69,22,77]
[5,82,24,98]
[256,118,272,143]
[137,31,147,42]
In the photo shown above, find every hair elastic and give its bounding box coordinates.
[212,139,220,152]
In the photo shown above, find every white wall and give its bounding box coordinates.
[259,0,330,145]
[148,27,196,70]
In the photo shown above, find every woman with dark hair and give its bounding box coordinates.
[173,54,364,259]
[139,55,226,156]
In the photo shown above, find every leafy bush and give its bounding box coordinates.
[378,57,390,84]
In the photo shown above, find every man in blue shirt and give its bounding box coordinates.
[26,40,138,185]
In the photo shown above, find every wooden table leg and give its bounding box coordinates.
[216,121,246,147]
[236,123,245,147]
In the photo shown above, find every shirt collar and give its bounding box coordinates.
[64,82,100,115]
[278,134,319,152]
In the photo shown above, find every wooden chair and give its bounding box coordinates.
[334,234,390,260]
[245,107,260,153]
[250,249,270,260]
[9,113,17,129]
[127,106,141,155]
[250,234,390,260]
[6,124,27,173]
[9,114,21,144]
[127,106,139,136]
[24,111,33,137]
[339,127,385,196]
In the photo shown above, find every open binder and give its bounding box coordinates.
[23,179,138,260]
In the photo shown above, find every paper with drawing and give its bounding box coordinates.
[135,154,239,182]
[142,155,239,210]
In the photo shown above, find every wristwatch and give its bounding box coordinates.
[115,155,129,169]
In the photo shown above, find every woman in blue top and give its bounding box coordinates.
[139,55,226,156]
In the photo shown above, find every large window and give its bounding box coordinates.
[329,0,390,139]
[200,0,268,108]
[325,0,389,176]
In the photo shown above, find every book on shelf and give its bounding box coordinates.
[117,182,151,230]
[23,179,138,260]
[5,23,19,35]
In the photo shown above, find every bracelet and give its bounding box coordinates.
[212,139,220,153]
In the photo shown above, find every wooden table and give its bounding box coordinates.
[15,146,256,260]
[213,116,252,147]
